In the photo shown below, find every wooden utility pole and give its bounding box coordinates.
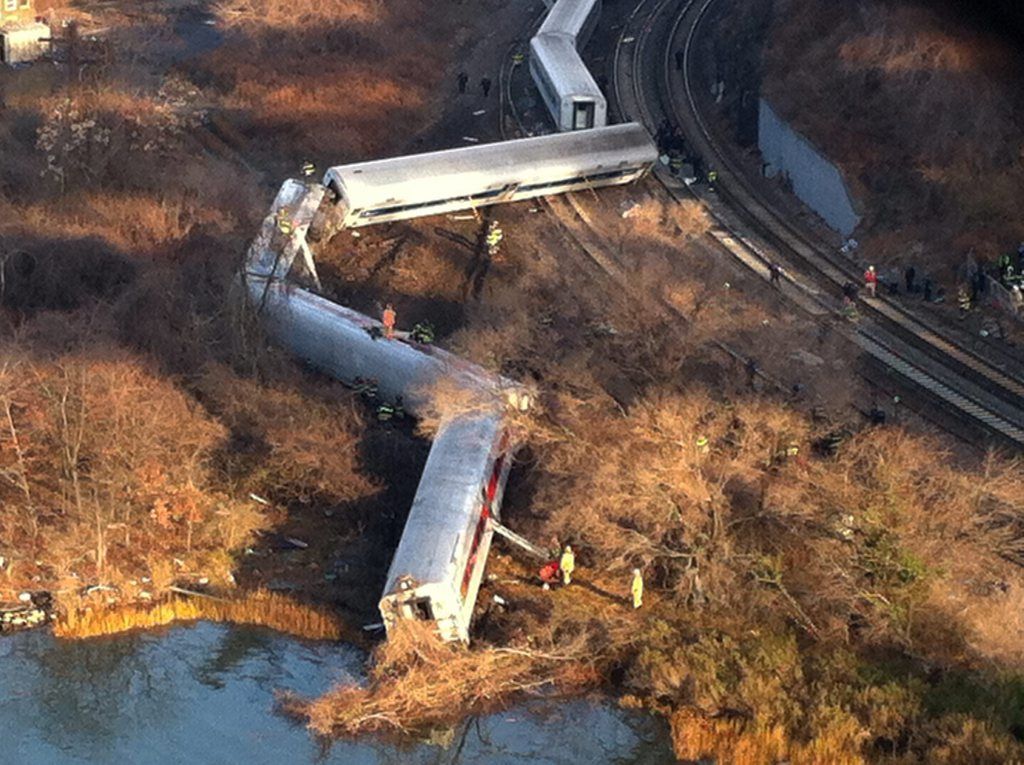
[40,20,81,88]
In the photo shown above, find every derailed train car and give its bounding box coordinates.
[243,278,531,416]
[243,264,527,642]
[531,0,607,131]
[322,124,657,229]
[378,412,515,642]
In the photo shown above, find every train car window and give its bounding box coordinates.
[469,187,508,201]
[519,175,586,192]
[409,598,433,621]
[519,167,641,195]
[361,186,512,220]
[360,199,435,219]
[460,505,492,600]
[585,167,638,182]
[573,102,595,130]
[531,58,561,115]
[325,178,343,204]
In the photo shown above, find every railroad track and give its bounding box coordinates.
[611,0,1024,449]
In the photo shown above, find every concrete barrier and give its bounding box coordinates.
[758,98,861,238]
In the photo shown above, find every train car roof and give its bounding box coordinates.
[381,413,506,594]
[537,0,597,38]
[530,34,605,101]
[326,123,656,209]
[249,281,528,414]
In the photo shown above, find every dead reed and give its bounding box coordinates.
[670,710,867,765]
[54,590,347,642]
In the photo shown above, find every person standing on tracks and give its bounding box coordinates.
[745,357,759,390]
[480,77,492,97]
[706,169,718,190]
[382,303,397,340]
[863,265,878,298]
[957,284,972,319]
[457,71,468,94]
[560,545,575,586]
[631,569,644,609]
[1011,285,1024,314]
[768,261,783,287]
[904,265,916,293]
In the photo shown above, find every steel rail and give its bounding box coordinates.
[611,0,1024,448]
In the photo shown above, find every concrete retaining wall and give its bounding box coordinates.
[758,98,860,238]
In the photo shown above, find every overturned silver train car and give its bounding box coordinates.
[379,413,515,642]
[245,279,530,417]
[251,279,524,642]
[322,124,657,229]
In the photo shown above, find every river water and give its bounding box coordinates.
[1,623,673,764]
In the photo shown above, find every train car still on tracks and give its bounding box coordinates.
[608,0,1024,450]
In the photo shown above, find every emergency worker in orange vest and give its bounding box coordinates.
[382,304,396,340]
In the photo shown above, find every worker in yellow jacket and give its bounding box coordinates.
[631,568,644,609]
[560,545,575,585]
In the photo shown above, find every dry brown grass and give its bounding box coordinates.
[201,1,448,158]
[670,709,866,765]
[195,363,378,505]
[3,194,230,253]
[54,589,347,641]
[837,21,991,75]
[625,197,712,244]
[215,0,380,29]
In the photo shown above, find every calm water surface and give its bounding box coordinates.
[1,623,673,764]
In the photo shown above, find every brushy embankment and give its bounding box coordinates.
[54,590,348,642]
[289,621,599,736]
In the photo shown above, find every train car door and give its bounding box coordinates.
[573,101,595,130]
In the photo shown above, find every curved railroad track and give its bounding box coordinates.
[612,0,1024,449]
